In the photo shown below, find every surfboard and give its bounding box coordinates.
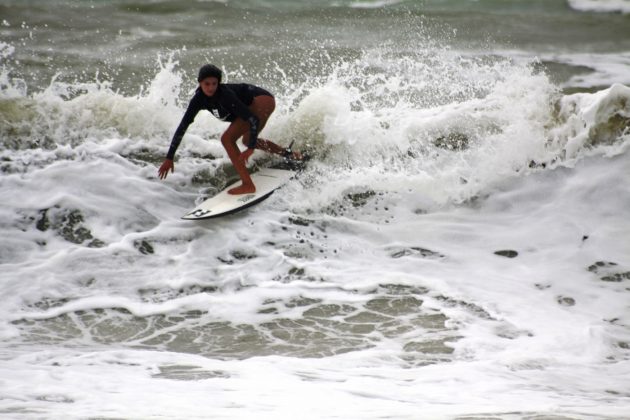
[181,167,295,220]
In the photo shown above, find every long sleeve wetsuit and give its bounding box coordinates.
[166,83,273,160]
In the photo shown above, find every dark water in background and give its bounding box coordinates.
[2,0,630,95]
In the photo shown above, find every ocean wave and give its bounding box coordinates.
[550,83,630,158]
[1,40,630,419]
[348,0,405,9]
[567,0,630,14]
[2,4,630,417]
[2,45,629,208]
[545,52,630,89]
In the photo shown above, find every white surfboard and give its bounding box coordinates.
[182,168,295,220]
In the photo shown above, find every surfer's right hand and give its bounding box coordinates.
[158,159,174,180]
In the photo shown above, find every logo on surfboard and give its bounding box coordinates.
[188,209,212,218]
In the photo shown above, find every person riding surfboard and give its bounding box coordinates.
[158,64,302,195]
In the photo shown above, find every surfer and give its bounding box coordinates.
[158,64,302,195]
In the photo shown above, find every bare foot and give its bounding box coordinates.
[228,183,256,195]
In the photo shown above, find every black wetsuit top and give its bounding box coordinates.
[166,83,273,160]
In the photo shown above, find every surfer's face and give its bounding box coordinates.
[200,77,219,97]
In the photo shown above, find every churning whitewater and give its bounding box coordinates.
[1,1,629,418]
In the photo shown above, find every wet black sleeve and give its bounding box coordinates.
[166,94,202,160]
[220,87,260,149]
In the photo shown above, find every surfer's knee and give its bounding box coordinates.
[221,131,237,147]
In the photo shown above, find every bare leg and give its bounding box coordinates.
[241,95,301,160]
[220,95,302,195]
[221,123,256,195]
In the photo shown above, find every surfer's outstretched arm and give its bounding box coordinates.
[158,92,203,180]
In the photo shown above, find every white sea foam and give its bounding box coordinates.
[1,45,629,418]
[348,0,404,9]
[550,83,630,158]
[2,150,629,417]
[568,0,630,14]
[475,49,630,90]
[546,52,630,88]
[0,41,26,98]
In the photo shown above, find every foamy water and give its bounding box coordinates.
[1,2,630,418]
[568,0,630,14]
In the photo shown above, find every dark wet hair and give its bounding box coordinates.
[197,64,222,83]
